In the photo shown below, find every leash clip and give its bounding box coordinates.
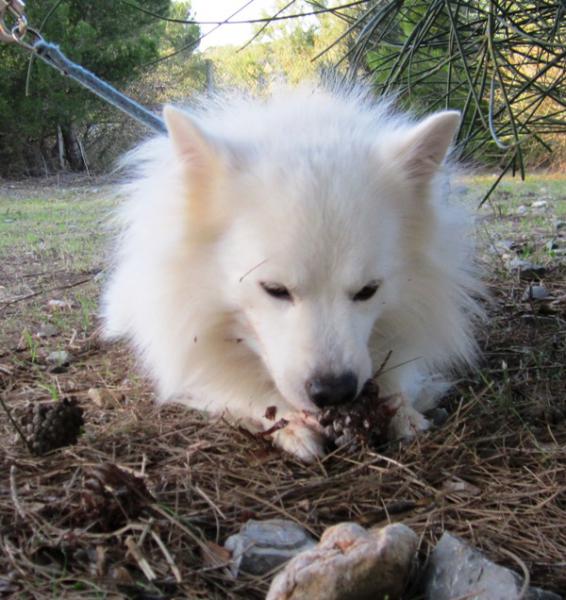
[0,0,27,45]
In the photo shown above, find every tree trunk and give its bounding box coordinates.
[61,124,85,171]
[57,125,67,171]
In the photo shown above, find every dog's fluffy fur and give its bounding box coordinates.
[102,84,482,462]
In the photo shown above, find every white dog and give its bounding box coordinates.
[102,84,482,462]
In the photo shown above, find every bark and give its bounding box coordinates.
[61,124,86,172]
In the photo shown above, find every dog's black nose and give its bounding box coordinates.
[305,372,358,408]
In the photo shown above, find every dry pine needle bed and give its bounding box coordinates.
[1,251,565,597]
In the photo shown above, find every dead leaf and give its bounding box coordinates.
[201,541,231,569]
[441,476,481,497]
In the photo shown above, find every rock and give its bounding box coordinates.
[46,350,71,368]
[516,205,528,215]
[37,323,60,338]
[425,407,449,427]
[225,519,316,577]
[266,522,418,600]
[87,387,116,409]
[532,199,548,209]
[545,239,565,252]
[496,239,523,253]
[521,284,550,302]
[425,532,562,600]
[47,299,72,310]
[508,259,546,281]
[556,220,566,232]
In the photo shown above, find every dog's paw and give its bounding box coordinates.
[388,397,430,441]
[271,414,325,463]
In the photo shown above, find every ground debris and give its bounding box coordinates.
[1,178,566,598]
[80,463,154,531]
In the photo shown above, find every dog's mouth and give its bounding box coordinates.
[262,380,401,450]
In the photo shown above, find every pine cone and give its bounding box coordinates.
[318,380,398,449]
[22,397,84,455]
[81,463,154,531]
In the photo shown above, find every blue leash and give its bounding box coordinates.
[33,40,167,135]
[0,0,166,133]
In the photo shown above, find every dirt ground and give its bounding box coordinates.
[1,173,565,598]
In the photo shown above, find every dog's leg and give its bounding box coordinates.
[377,369,431,441]
[386,394,430,441]
[236,394,325,463]
[266,410,325,464]
[185,374,325,462]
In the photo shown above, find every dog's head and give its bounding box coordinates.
[164,97,459,412]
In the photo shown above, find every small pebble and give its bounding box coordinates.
[37,323,59,338]
[47,299,71,310]
[87,388,116,409]
[545,239,564,252]
[425,533,562,600]
[225,519,316,577]
[426,407,450,427]
[521,284,550,302]
[47,350,71,366]
[532,199,548,209]
[508,259,546,281]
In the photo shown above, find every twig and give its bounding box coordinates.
[125,535,156,581]
[0,393,34,454]
[499,546,530,599]
[150,530,182,583]
[0,274,99,312]
[10,466,27,520]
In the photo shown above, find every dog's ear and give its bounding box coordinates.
[163,105,229,237]
[163,105,216,171]
[395,111,460,181]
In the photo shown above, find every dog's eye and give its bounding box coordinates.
[352,282,379,302]
[260,282,293,301]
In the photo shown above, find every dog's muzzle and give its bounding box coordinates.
[305,371,358,408]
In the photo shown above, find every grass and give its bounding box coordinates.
[0,173,565,599]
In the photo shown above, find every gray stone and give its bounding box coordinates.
[224,519,316,577]
[47,299,72,310]
[266,522,418,600]
[46,350,71,367]
[532,200,548,209]
[426,407,450,427]
[87,387,116,409]
[508,259,546,280]
[425,532,563,600]
[37,323,59,338]
[521,284,550,302]
[496,239,524,254]
[545,238,565,252]
[516,205,529,215]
